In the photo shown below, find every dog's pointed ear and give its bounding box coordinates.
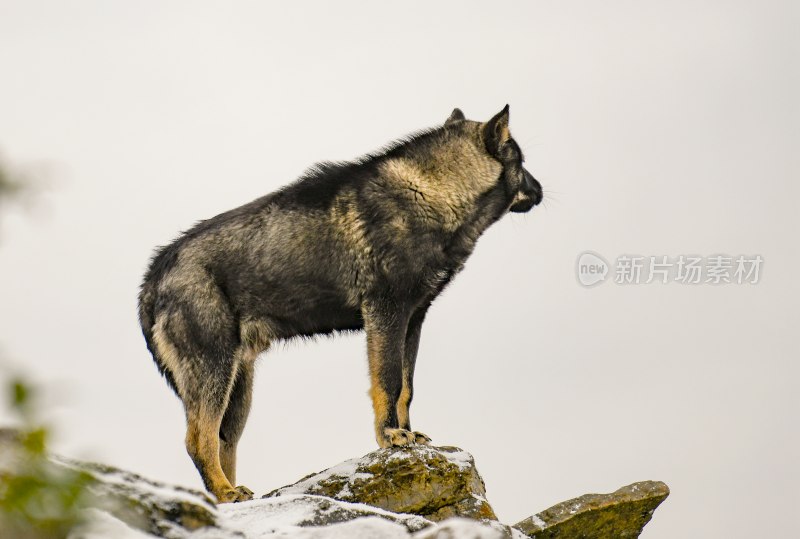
[483,104,510,154]
[445,108,466,126]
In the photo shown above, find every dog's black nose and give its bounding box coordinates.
[523,170,543,206]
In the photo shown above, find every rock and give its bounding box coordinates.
[53,450,509,538]
[513,480,670,538]
[414,518,525,539]
[2,430,669,538]
[56,456,218,536]
[71,494,509,539]
[222,494,433,534]
[265,445,497,522]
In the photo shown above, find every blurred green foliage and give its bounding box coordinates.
[1,159,92,537]
[0,377,93,539]
[0,156,24,204]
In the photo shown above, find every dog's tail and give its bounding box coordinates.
[138,248,181,395]
[138,279,158,360]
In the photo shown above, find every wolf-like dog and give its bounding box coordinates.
[138,106,542,502]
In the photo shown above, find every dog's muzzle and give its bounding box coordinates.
[509,169,543,213]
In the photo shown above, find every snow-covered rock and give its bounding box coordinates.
[265,445,496,522]
[514,480,670,538]
[1,434,669,539]
[69,494,510,539]
[56,456,218,536]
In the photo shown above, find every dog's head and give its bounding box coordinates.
[445,105,542,213]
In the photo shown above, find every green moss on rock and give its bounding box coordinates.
[514,481,669,538]
[265,445,497,522]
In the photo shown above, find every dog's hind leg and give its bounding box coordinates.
[219,356,255,487]
[155,295,254,503]
[182,356,254,503]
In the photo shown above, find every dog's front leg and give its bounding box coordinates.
[364,302,417,448]
[396,306,432,445]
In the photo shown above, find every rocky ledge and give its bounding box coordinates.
[1,437,669,538]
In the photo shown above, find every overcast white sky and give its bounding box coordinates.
[1,1,798,537]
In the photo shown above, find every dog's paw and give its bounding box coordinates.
[383,428,432,447]
[216,485,254,503]
[412,431,432,445]
[384,428,416,447]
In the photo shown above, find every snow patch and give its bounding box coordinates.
[529,514,547,529]
[217,494,429,533]
[272,457,373,499]
[440,448,474,471]
[253,517,409,539]
[67,508,154,539]
[414,517,505,539]
[56,456,216,512]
